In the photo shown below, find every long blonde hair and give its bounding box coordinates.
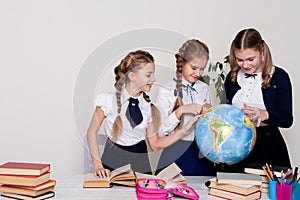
[111,50,161,141]
[173,39,209,129]
[229,28,273,89]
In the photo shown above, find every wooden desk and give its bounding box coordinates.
[0,175,269,200]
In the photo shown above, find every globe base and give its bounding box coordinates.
[214,162,245,173]
[214,163,229,172]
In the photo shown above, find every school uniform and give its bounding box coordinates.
[95,86,152,173]
[224,66,292,172]
[155,78,216,176]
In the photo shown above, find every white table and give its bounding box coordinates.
[0,175,269,200]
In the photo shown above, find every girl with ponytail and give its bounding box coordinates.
[155,39,216,176]
[87,50,199,178]
[224,28,293,171]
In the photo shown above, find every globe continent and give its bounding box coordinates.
[195,104,256,165]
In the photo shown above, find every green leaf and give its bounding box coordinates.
[224,55,230,64]
[221,73,226,80]
[200,55,229,101]
[199,75,210,85]
[208,63,213,72]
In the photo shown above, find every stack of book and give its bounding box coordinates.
[0,161,56,199]
[207,172,263,200]
[244,163,292,193]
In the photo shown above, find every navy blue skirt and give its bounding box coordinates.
[156,140,215,176]
[101,139,152,174]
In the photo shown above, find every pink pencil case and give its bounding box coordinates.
[136,178,168,200]
[170,184,199,200]
[136,178,199,200]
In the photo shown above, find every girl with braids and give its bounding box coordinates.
[224,28,293,172]
[87,50,199,178]
[155,39,216,176]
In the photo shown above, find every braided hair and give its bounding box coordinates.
[173,39,209,129]
[112,50,161,141]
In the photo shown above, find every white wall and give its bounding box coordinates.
[0,0,299,175]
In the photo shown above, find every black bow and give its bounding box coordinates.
[245,73,257,79]
[126,97,143,129]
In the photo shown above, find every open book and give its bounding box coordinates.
[83,164,135,188]
[135,163,186,185]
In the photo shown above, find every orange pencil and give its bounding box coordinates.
[263,166,272,180]
[265,163,273,179]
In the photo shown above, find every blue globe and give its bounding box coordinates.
[195,104,257,165]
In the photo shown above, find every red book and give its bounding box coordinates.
[0,162,50,176]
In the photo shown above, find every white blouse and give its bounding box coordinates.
[95,86,152,146]
[232,70,266,110]
[155,78,211,141]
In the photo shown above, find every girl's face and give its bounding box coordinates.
[129,62,156,96]
[235,48,263,74]
[182,56,208,83]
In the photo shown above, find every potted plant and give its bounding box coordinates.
[199,55,229,104]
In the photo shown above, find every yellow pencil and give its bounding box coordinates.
[265,164,273,179]
[263,166,272,180]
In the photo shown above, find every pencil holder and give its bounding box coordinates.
[269,180,276,200]
[276,183,292,200]
[292,182,300,200]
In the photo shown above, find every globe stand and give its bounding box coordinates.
[214,163,228,172]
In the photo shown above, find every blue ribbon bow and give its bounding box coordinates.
[173,78,196,102]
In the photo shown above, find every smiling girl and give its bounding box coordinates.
[87,50,199,178]
[155,39,216,176]
[224,28,293,171]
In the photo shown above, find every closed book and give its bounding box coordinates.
[217,172,262,186]
[83,164,135,188]
[261,181,269,188]
[0,172,50,187]
[207,178,261,195]
[0,180,56,196]
[209,187,261,200]
[261,187,269,193]
[244,163,291,177]
[0,186,54,197]
[1,191,55,200]
[259,175,269,183]
[0,162,50,176]
[17,180,57,191]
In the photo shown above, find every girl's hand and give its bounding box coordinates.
[94,167,111,179]
[175,103,202,119]
[179,115,201,137]
[202,103,212,114]
[242,103,269,127]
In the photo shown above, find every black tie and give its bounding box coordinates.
[245,73,257,79]
[126,97,143,129]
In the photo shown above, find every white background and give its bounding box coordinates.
[0,0,299,175]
